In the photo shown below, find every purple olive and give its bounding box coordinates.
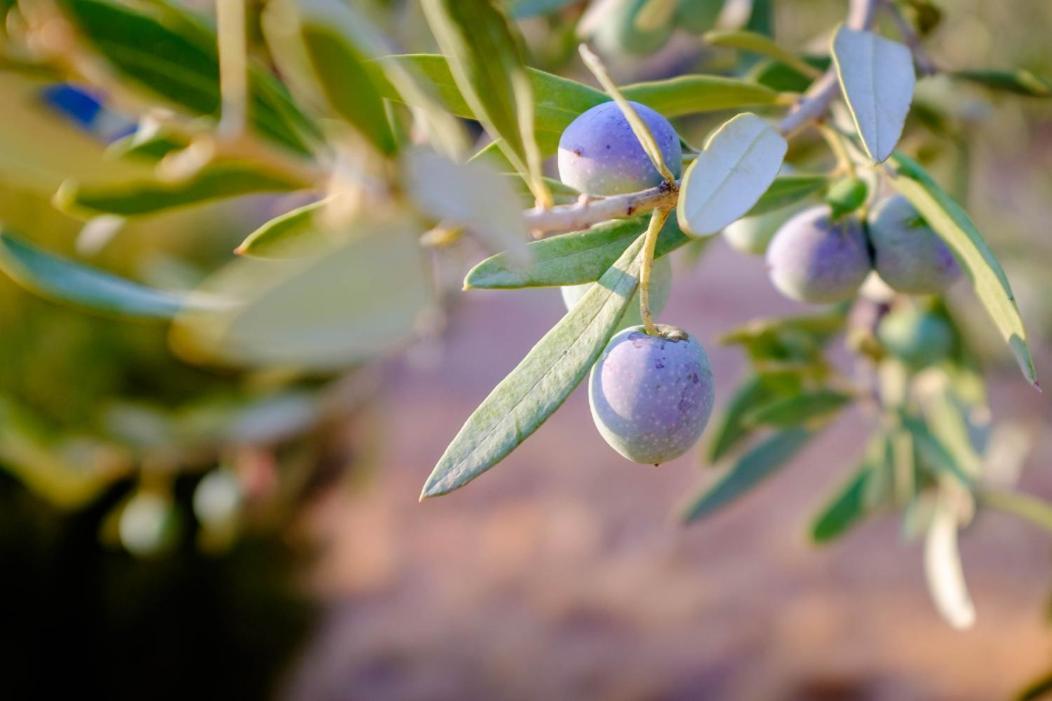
[558,101,682,196]
[766,205,872,303]
[589,324,714,464]
[868,195,962,294]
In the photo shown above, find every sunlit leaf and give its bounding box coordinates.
[888,152,1037,386]
[172,214,434,369]
[465,215,689,289]
[924,493,976,629]
[832,26,915,162]
[54,162,304,217]
[0,231,219,319]
[235,199,328,258]
[682,427,812,523]
[422,232,647,498]
[677,113,787,236]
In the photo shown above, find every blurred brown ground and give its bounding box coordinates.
[286,241,1052,701]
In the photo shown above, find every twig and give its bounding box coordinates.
[884,0,938,76]
[523,181,678,236]
[776,0,880,136]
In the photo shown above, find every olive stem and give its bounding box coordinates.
[639,207,671,335]
[883,0,938,77]
[818,123,857,177]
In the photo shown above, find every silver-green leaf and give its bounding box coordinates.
[422,232,647,498]
[832,26,915,163]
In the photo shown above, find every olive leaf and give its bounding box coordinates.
[810,434,890,544]
[888,152,1037,386]
[236,200,328,259]
[422,232,648,498]
[54,163,304,218]
[951,69,1052,98]
[421,0,549,202]
[900,414,975,488]
[745,389,853,428]
[682,427,813,523]
[0,231,221,319]
[464,214,689,289]
[706,372,802,463]
[831,25,915,163]
[704,29,823,79]
[677,113,787,236]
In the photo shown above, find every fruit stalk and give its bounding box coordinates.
[639,207,671,335]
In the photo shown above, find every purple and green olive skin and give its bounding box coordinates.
[868,195,962,295]
[561,255,672,329]
[589,324,715,465]
[558,101,682,196]
[765,206,872,304]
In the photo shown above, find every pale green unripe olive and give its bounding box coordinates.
[877,305,954,368]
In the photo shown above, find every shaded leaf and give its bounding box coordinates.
[677,113,787,236]
[682,427,813,523]
[422,232,648,497]
[832,26,915,162]
[465,214,689,289]
[744,173,830,216]
[706,371,801,462]
[55,162,303,217]
[901,414,975,488]
[746,389,853,428]
[705,29,822,79]
[810,434,889,543]
[888,152,1037,386]
[747,56,830,93]
[0,231,217,319]
[952,69,1052,98]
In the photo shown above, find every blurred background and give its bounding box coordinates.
[2,0,1052,699]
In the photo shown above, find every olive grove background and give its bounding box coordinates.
[1,0,1052,699]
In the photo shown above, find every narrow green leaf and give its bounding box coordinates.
[706,372,800,462]
[743,173,830,216]
[0,232,216,319]
[901,414,975,488]
[236,200,327,258]
[925,491,976,629]
[682,427,813,523]
[464,214,689,289]
[746,389,853,428]
[678,112,787,236]
[980,489,1052,535]
[810,435,889,543]
[421,0,544,192]
[300,23,396,154]
[888,151,1037,386]
[951,69,1052,98]
[1015,668,1052,701]
[376,55,782,156]
[705,29,823,80]
[747,56,830,93]
[60,0,319,154]
[422,232,648,498]
[54,163,303,217]
[832,25,916,162]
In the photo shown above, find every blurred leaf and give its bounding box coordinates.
[925,389,984,479]
[746,389,853,428]
[810,434,889,543]
[55,162,304,217]
[745,174,829,216]
[706,371,801,462]
[900,414,975,488]
[59,0,319,153]
[422,231,647,498]
[925,491,976,629]
[705,30,822,79]
[682,427,813,523]
[465,214,689,289]
[675,0,723,34]
[951,69,1052,97]
[508,0,577,18]
[404,148,528,261]
[236,199,327,258]
[678,113,786,236]
[1016,669,1052,701]
[377,55,781,155]
[299,22,397,154]
[744,0,773,37]
[888,152,1037,386]
[0,231,218,319]
[747,56,830,93]
[832,26,915,162]
[172,214,434,370]
[421,0,547,198]
[980,489,1052,534]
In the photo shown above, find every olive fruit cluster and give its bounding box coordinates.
[765,195,962,304]
[559,102,714,465]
